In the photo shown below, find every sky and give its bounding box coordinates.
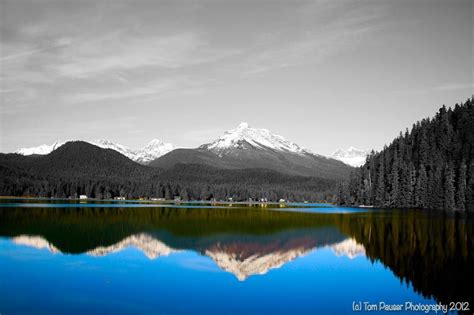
[0,0,473,156]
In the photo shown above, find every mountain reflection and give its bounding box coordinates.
[10,232,365,280]
[0,206,472,303]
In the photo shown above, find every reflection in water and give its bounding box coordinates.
[10,232,364,281]
[0,204,473,310]
[337,211,474,308]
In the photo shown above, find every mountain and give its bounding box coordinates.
[90,139,139,161]
[15,140,67,155]
[134,139,174,164]
[151,122,353,180]
[201,122,310,156]
[1,143,337,201]
[1,141,153,180]
[14,139,174,164]
[331,147,370,167]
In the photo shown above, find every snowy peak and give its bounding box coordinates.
[15,140,66,155]
[200,122,310,156]
[13,139,174,164]
[237,122,249,129]
[135,139,174,164]
[90,139,137,160]
[331,147,370,167]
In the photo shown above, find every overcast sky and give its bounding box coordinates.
[1,0,472,156]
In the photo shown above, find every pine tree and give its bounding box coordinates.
[466,162,474,213]
[375,157,385,206]
[443,163,455,211]
[456,160,467,211]
[415,164,428,208]
[389,149,400,207]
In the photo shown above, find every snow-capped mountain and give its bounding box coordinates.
[153,122,352,179]
[15,140,67,155]
[91,139,138,160]
[331,147,370,167]
[14,139,174,164]
[200,122,310,157]
[134,139,174,164]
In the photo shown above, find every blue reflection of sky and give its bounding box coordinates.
[0,238,436,315]
[272,207,371,214]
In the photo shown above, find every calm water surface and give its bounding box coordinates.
[0,199,472,315]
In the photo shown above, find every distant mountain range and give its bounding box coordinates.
[330,147,370,167]
[2,123,363,200]
[0,141,340,201]
[15,139,174,164]
[12,122,368,168]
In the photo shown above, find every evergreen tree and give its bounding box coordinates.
[466,162,474,212]
[375,157,385,206]
[389,149,400,206]
[443,163,455,211]
[339,98,473,211]
[414,164,428,208]
[455,160,467,211]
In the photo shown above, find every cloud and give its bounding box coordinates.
[433,82,474,91]
[241,2,384,75]
[398,82,474,96]
[62,75,214,105]
[62,78,182,104]
[51,32,210,79]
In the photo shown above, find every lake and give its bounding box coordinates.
[0,199,472,315]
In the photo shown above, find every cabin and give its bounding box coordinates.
[114,196,126,200]
[79,195,88,199]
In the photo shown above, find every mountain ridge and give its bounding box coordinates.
[150,122,353,179]
[15,138,174,164]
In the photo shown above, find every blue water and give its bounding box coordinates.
[0,239,435,315]
[0,200,467,315]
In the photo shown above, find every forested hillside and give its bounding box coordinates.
[337,98,473,211]
[0,142,337,201]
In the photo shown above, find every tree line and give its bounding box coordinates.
[336,98,473,211]
[0,162,337,202]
